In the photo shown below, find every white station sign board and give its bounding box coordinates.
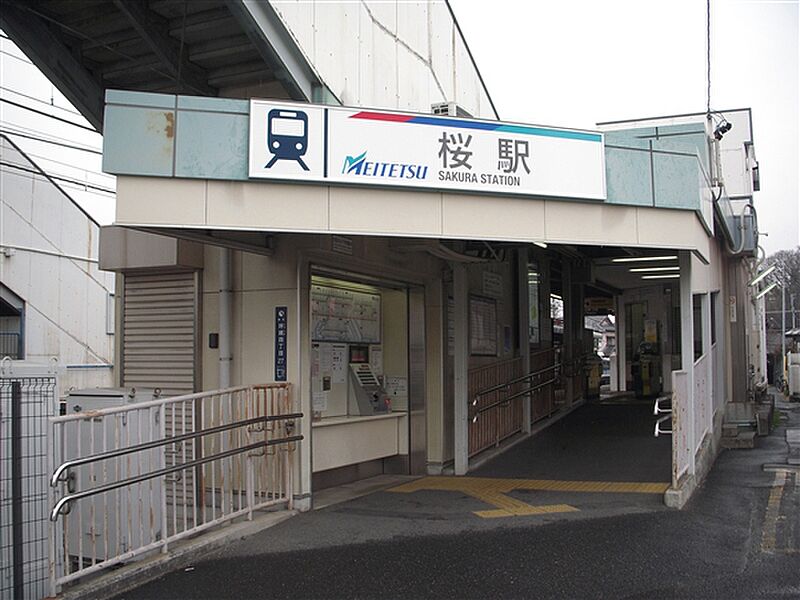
[248,100,606,200]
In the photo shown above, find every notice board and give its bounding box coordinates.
[469,296,497,356]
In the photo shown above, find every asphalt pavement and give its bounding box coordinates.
[111,396,800,599]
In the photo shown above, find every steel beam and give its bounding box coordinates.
[112,0,215,96]
[226,0,329,103]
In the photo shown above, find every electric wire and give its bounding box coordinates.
[0,49,33,65]
[706,0,712,115]
[0,129,102,155]
[23,151,114,181]
[0,85,84,118]
[1,161,115,195]
[0,98,97,132]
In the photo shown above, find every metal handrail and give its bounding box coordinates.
[653,395,672,416]
[654,415,672,436]
[471,376,559,422]
[653,394,672,437]
[472,363,560,399]
[50,412,302,488]
[50,434,303,521]
[470,362,561,422]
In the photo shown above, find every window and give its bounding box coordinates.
[710,292,718,346]
[693,295,703,361]
[106,292,115,335]
[0,283,24,359]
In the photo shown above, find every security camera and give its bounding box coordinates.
[714,120,733,140]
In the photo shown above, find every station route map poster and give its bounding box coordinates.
[311,284,381,344]
[470,296,498,356]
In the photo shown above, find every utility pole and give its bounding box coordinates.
[781,281,786,381]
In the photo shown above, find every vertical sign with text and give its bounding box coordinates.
[275,306,288,381]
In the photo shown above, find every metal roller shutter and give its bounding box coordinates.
[122,271,198,396]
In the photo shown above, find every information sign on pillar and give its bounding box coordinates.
[275,306,288,382]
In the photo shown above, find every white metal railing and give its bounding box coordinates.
[48,384,300,593]
[693,353,710,453]
[671,371,691,486]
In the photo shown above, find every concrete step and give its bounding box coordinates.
[787,428,800,464]
[722,424,740,438]
[721,430,757,449]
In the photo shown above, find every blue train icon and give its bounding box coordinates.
[265,109,309,171]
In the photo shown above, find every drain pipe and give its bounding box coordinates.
[219,248,232,389]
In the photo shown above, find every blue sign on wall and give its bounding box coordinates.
[275,306,288,381]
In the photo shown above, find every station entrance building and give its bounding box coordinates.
[98,91,763,509]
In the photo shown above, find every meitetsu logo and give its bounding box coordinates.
[342,151,428,180]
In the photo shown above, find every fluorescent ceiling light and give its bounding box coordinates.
[629,266,680,273]
[550,293,563,300]
[756,282,778,299]
[748,264,776,287]
[612,255,678,263]
[641,274,680,280]
[533,242,548,249]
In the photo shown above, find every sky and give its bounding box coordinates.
[452,0,799,255]
[0,1,797,254]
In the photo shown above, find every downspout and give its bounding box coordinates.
[219,248,232,389]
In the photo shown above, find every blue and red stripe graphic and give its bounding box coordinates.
[349,111,602,142]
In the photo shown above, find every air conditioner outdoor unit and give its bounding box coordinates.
[431,102,473,118]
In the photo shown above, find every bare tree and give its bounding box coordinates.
[763,247,800,354]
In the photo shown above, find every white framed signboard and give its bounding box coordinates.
[249,100,606,200]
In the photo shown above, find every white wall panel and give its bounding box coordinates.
[271,0,316,66]
[428,1,455,103]
[31,176,64,250]
[0,170,33,222]
[357,5,375,106]
[397,1,429,60]
[453,37,480,117]
[1,202,32,249]
[397,44,430,111]
[369,25,399,108]
[364,0,397,34]
[271,0,493,118]
[313,2,360,104]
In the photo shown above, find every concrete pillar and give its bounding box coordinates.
[518,249,531,433]
[615,293,626,392]
[702,293,713,435]
[218,248,233,389]
[563,261,574,404]
[453,263,469,476]
[679,251,696,474]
